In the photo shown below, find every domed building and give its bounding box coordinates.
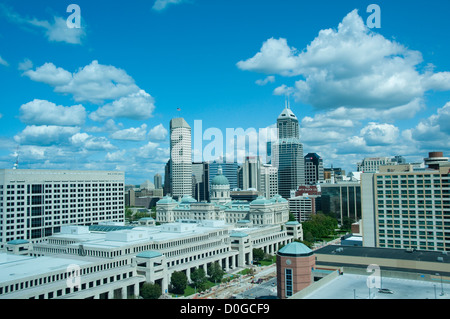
[210,166,231,205]
[156,166,292,227]
[140,180,155,190]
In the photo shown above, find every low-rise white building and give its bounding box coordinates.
[1,217,301,299]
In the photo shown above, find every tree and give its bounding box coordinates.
[125,207,133,221]
[191,267,207,292]
[288,212,296,221]
[170,271,187,294]
[207,262,225,283]
[252,248,265,263]
[341,216,354,232]
[302,213,338,240]
[140,282,161,299]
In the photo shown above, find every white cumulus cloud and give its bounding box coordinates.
[360,122,400,146]
[19,99,86,126]
[14,125,80,146]
[89,90,155,121]
[148,123,168,141]
[237,9,450,112]
[110,124,147,141]
[70,132,116,151]
[23,60,142,104]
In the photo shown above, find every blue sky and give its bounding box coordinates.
[0,0,449,185]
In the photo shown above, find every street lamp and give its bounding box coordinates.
[435,273,444,296]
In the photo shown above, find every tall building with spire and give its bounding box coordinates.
[170,117,192,200]
[273,102,305,199]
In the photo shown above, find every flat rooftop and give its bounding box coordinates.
[315,245,450,264]
[0,253,95,283]
[314,245,450,277]
[43,220,235,250]
[302,273,450,299]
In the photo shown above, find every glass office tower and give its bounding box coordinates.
[273,105,305,199]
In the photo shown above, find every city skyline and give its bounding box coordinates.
[1,0,450,185]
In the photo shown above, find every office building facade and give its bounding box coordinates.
[170,118,192,199]
[276,241,315,299]
[154,174,162,189]
[0,169,125,248]
[304,153,324,185]
[288,194,318,222]
[273,105,305,199]
[361,155,450,251]
[192,162,210,202]
[320,182,361,223]
[241,156,261,191]
[260,164,278,199]
[357,157,395,173]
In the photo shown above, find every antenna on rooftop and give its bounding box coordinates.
[285,93,291,109]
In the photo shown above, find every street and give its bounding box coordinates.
[187,264,277,299]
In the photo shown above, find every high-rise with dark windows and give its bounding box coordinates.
[304,153,324,185]
[273,104,305,198]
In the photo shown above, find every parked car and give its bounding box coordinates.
[378,288,394,294]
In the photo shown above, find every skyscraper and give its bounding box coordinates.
[260,164,278,199]
[361,152,450,251]
[163,159,171,196]
[304,153,324,185]
[242,156,261,191]
[170,117,192,200]
[273,104,305,198]
[154,173,162,189]
[192,161,210,202]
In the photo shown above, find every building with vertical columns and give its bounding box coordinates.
[241,156,261,191]
[0,215,299,298]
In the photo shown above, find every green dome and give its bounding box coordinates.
[212,175,229,185]
[211,165,229,186]
[181,195,197,203]
[278,242,313,257]
[251,195,271,205]
[157,195,177,204]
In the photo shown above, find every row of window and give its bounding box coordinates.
[1,262,132,298]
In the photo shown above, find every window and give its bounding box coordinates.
[285,268,293,297]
